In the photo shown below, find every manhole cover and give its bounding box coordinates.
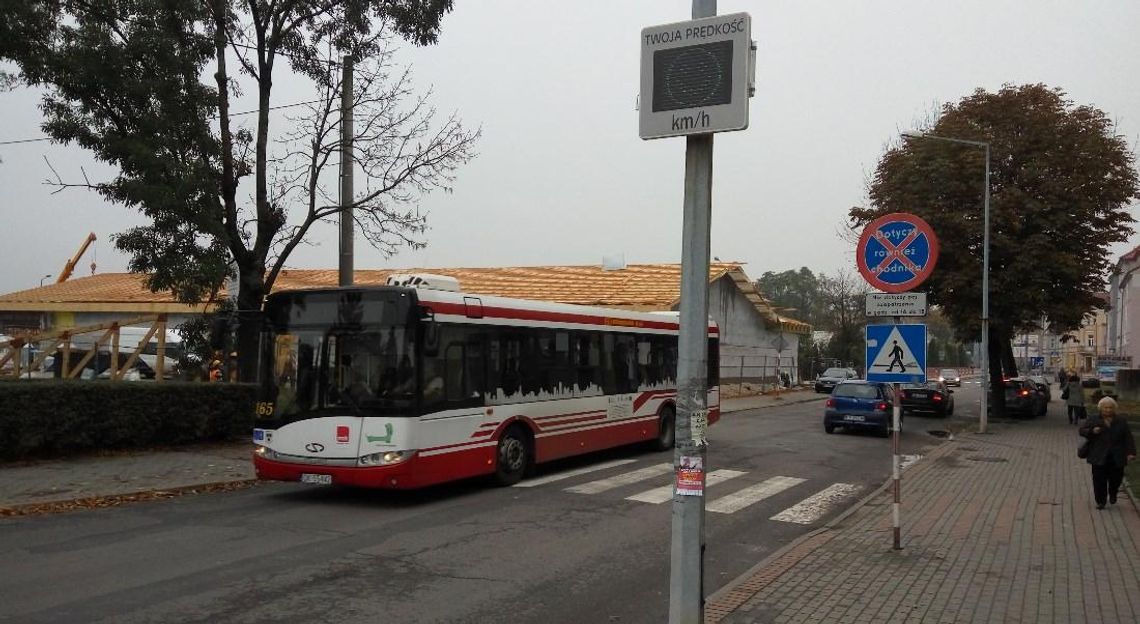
[965,455,1008,463]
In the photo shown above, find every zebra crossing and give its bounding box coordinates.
[512,455,924,524]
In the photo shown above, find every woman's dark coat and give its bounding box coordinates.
[1080,416,1137,466]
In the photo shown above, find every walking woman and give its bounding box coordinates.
[1065,374,1085,425]
[1079,397,1136,509]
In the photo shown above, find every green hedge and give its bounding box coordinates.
[0,381,256,460]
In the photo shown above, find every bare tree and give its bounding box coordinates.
[266,43,479,291]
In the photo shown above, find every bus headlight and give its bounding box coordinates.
[359,450,411,466]
[254,446,280,460]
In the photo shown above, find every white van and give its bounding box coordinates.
[70,326,185,379]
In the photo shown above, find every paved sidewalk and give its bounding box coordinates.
[707,409,1140,624]
[0,442,255,513]
[721,388,821,413]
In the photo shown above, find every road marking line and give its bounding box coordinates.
[512,459,638,488]
[565,463,673,495]
[770,483,861,524]
[626,469,747,504]
[900,454,923,471]
[707,475,806,514]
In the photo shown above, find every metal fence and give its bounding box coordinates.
[719,352,798,393]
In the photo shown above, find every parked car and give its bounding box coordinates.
[824,380,900,437]
[815,367,858,394]
[1027,375,1052,402]
[938,368,962,387]
[900,380,955,417]
[997,378,1047,418]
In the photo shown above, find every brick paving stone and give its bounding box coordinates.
[708,403,1140,624]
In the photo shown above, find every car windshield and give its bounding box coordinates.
[942,369,959,376]
[834,384,879,398]
[822,368,847,377]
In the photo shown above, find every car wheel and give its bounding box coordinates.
[493,425,530,486]
[652,404,676,451]
[824,423,835,434]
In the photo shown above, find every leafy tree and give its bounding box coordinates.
[757,267,821,327]
[2,0,476,380]
[817,271,867,370]
[851,84,1138,414]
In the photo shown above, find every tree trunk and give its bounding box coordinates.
[988,325,1007,418]
[234,263,266,383]
[1000,331,1019,378]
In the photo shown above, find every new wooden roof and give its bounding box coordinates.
[0,263,811,334]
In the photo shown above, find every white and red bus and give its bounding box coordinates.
[252,275,720,489]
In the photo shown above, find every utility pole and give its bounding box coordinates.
[670,2,716,622]
[338,55,355,287]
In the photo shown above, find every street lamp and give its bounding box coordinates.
[901,130,991,433]
[39,274,52,287]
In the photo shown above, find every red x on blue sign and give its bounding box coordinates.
[856,213,939,293]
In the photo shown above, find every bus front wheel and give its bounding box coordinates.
[652,405,676,451]
[494,425,530,486]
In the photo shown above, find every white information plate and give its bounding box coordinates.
[691,409,708,446]
[300,473,332,485]
[866,293,927,317]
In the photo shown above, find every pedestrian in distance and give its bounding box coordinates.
[1064,373,1085,425]
[1079,397,1137,510]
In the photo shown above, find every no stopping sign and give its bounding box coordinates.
[856,213,939,293]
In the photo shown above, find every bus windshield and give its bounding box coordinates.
[259,289,418,422]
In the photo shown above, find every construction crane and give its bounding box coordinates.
[57,232,97,284]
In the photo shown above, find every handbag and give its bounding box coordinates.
[1077,440,1090,459]
[1061,387,1070,400]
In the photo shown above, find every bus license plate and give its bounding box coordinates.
[300,473,332,485]
[843,415,865,422]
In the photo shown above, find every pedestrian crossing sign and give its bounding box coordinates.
[865,324,927,384]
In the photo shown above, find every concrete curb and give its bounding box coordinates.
[0,478,260,517]
[704,433,962,622]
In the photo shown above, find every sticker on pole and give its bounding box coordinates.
[676,456,705,496]
[865,324,927,384]
[856,213,939,293]
[691,409,708,446]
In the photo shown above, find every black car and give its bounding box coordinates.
[1027,375,1052,402]
[815,367,858,393]
[900,380,955,417]
[998,378,1047,418]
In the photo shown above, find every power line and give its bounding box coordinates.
[0,98,329,146]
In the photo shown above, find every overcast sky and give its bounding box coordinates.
[1,0,1138,296]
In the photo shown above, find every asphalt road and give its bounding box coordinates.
[0,385,981,624]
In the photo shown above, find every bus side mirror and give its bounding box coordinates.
[422,309,440,356]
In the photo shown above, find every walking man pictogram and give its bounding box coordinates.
[887,340,906,372]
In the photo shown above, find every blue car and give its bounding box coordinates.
[824,380,900,437]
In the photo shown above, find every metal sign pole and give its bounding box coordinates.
[669,4,716,623]
[891,320,902,551]
[669,122,713,624]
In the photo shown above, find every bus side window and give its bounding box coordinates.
[707,338,720,387]
[465,333,486,402]
[443,339,465,402]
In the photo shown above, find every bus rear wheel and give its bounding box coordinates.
[494,425,530,486]
[652,405,676,451]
